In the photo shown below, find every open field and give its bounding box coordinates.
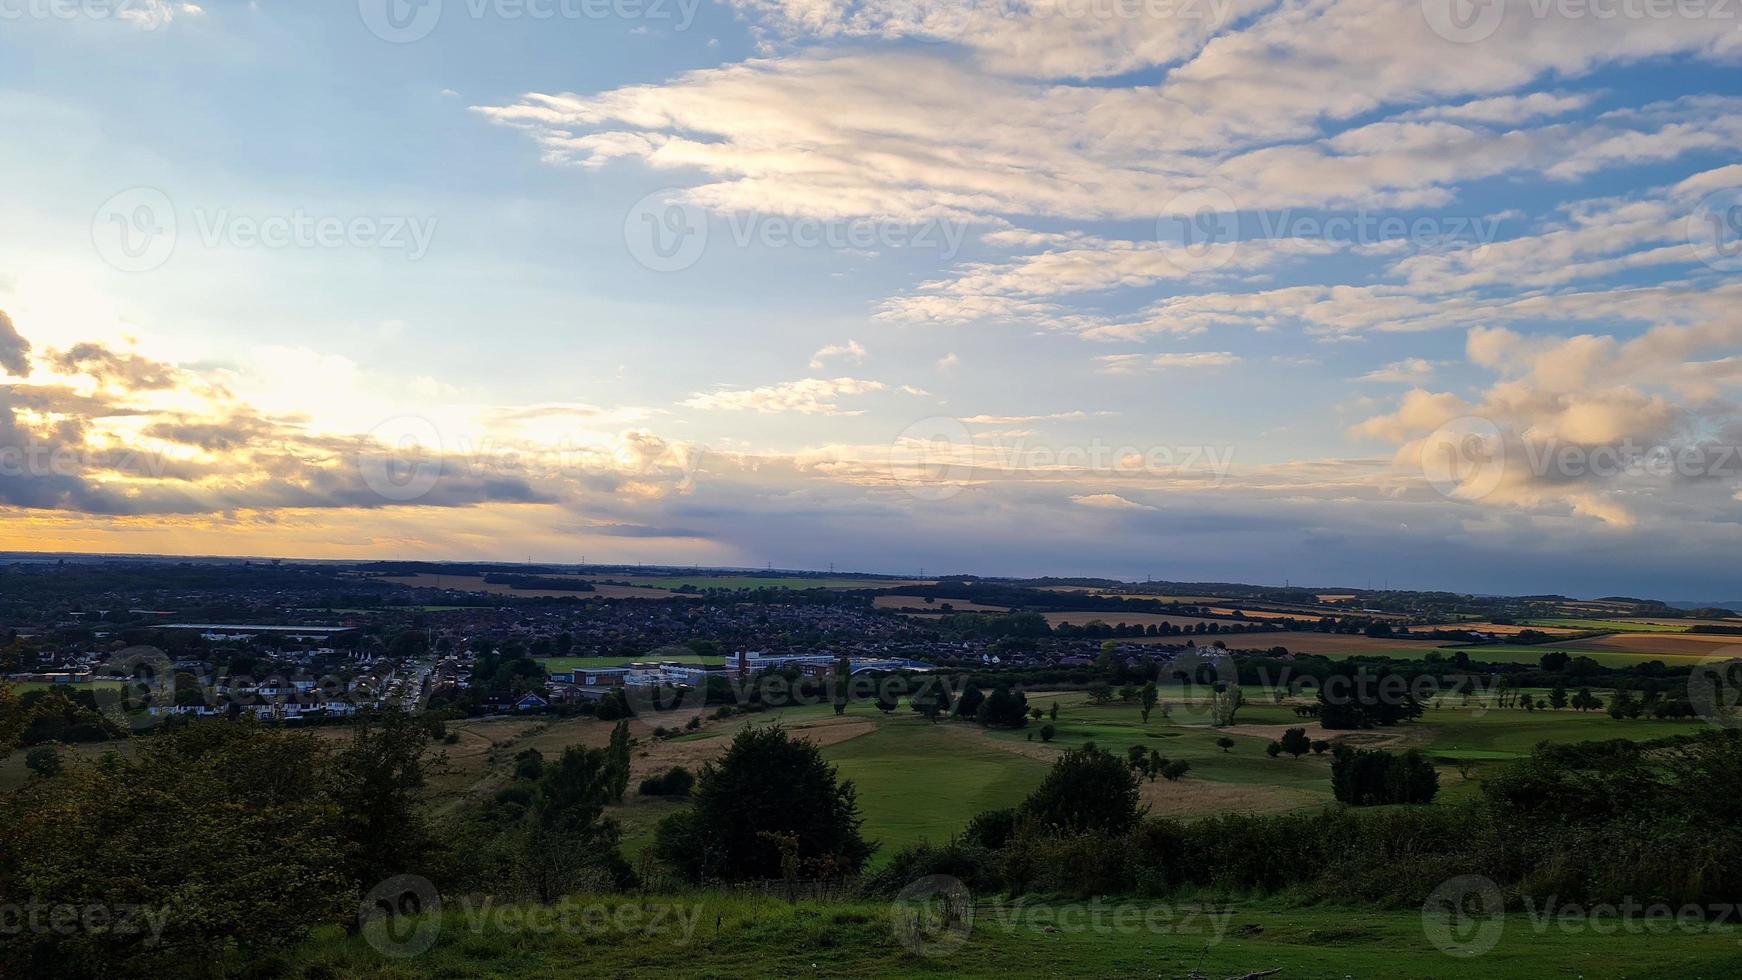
[381,570,679,602]
[1042,610,1271,630]
[586,575,933,592]
[541,654,725,671]
[293,893,1742,979]
[1216,631,1448,656]
[9,679,125,693]
[1570,633,1742,660]
[1203,606,1312,621]
[1524,617,1693,632]
[875,595,1010,612]
[1424,621,1589,637]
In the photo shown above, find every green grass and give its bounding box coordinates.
[1423,643,1705,668]
[1524,618,1690,632]
[542,655,725,671]
[292,893,1742,978]
[10,680,125,693]
[821,714,1048,860]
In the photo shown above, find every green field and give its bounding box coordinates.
[1408,643,1709,668]
[542,655,725,671]
[293,893,1742,979]
[822,715,1048,857]
[9,680,125,693]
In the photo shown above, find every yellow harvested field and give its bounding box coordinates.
[1203,607,1312,621]
[1423,621,1586,637]
[1572,633,1742,660]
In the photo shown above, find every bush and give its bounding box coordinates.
[1019,743,1141,836]
[1329,746,1439,805]
[638,766,696,797]
[652,725,872,881]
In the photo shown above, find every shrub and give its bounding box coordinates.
[638,766,696,797]
[1019,743,1141,836]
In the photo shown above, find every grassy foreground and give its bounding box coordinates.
[293,894,1742,979]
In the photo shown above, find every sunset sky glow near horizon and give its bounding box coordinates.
[1,0,1740,598]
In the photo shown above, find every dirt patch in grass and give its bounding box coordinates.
[1136,777,1324,818]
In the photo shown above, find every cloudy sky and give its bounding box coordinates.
[0,0,1739,597]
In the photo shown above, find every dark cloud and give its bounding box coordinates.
[49,343,179,390]
[0,310,29,376]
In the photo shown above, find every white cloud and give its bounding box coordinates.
[1359,358,1437,384]
[1071,493,1153,511]
[682,376,915,415]
[1098,352,1242,374]
[808,339,867,370]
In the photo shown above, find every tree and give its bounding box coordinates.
[639,765,696,797]
[1161,759,1190,781]
[875,690,900,714]
[1039,723,1056,742]
[23,743,61,777]
[1087,684,1114,705]
[976,686,1030,728]
[953,685,985,720]
[1117,684,1137,704]
[1608,689,1636,720]
[1,722,349,977]
[1215,736,1235,753]
[910,681,944,722]
[1549,686,1568,710]
[1279,726,1312,758]
[653,725,872,882]
[605,720,633,803]
[1311,740,1330,755]
[1210,682,1243,727]
[1139,681,1159,723]
[1317,668,1423,729]
[327,709,442,892]
[1126,744,1149,771]
[1265,740,1282,759]
[1049,701,1059,721]
[1540,650,1571,672]
[832,656,850,716]
[513,747,545,781]
[1018,742,1142,836]
[528,745,633,900]
[1329,745,1438,805]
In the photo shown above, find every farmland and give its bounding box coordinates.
[417,680,1713,870]
[291,893,1742,979]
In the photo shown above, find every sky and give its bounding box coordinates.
[0,0,1739,599]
